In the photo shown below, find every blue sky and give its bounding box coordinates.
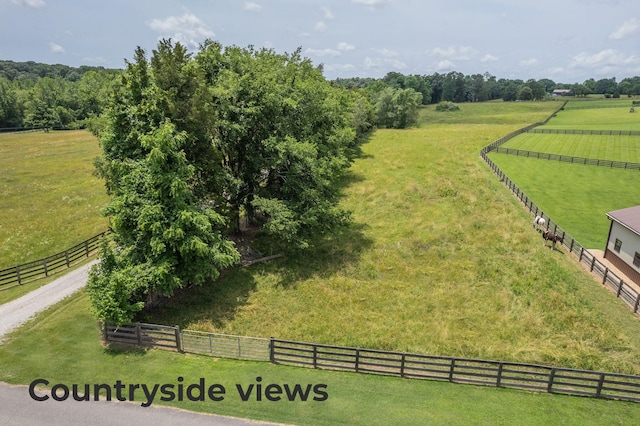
[1,0,639,83]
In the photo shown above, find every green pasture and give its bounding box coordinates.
[501,133,640,163]
[486,154,640,249]
[0,130,109,269]
[1,291,640,425]
[138,101,640,376]
[542,107,640,130]
[563,99,637,109]
[3,101,640,424]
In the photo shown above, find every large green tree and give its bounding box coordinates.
[88,122,239,324]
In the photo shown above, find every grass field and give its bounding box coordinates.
[1,291,640,425]
[563,99,637,109]
[3,101,640,424]
[541,107,640,130]
[485,155,640,248]
[0,130,109,269]
[137,101,640,376]
[500,133,640,163]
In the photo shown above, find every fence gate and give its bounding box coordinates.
[181,330,270,361]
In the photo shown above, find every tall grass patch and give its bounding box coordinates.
[0,130,109,268]
[144,101,640,375]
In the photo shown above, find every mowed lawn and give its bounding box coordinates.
[541,106,640,130]
[0,130,109,269]
[142,101,640,375]
[501,133,640,163]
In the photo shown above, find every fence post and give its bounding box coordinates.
[547,368,556,393]
[65,250,70,267]
[579,247,584,262]
[602,268,608,285]
[448,359,456,382]
[175,325,182,352]
[570,239,574,253]
[355,349,360,373]
[596,373,605,398]
[43,259,48,277]
[617,280,624,297]
[634,294,640,313]
[496,362,504,387]
[313,345,318,369]
[85,240,90,257]
[269,337,275,363]
[136,322,142,345]
[16,265,21,285]
[400,353,406,378]
[590,256,596,272]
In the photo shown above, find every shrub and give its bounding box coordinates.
[435,101,460,112]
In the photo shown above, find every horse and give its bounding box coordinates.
[533,215,546,231]
[542,230,563,249]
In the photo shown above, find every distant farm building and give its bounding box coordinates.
[552,89,571,96]
[604,205,640,286]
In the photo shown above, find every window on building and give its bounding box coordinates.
[634,252,640,268]
[614,239,622,253]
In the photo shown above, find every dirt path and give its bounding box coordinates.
[0,260,97,342]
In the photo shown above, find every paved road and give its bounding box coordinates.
[0,260,98,341]
[0,383,284,426]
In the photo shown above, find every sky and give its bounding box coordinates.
[1,0,639,83]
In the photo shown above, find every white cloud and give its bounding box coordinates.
[49,42,64,54]
[481,54,498,62]
[314,21,327,31]
[148,13,215,48]
[609,18,639,39]
[244,2,261,12]
[570,49,639,68]
[430,46,477,60]
[305,48,340,57]
[519,58,538,67]
[322,7,335,20]
[337,42,355,51]
[435,60,455,71]
[12,0,45,8]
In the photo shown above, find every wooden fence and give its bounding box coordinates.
[0,230,109,288]
[480,107,640,317]
[491,147,640,170]
[527,128,640,136]
[101,322,640,403]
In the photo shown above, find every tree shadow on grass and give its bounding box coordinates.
[138,220,373,330]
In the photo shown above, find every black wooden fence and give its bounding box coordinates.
[0,230,109,288]
[480,104,640,317]
[101,322,640,403]
[527,128,640,136]
[491,147,640,170]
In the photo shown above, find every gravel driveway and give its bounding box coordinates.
[0,260,97,341]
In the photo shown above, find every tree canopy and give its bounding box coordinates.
[89,39,366,323]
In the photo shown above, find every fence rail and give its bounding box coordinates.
[101,322,640,403]
[527,128,640,136]
[0,231,109,288]
[492,147,640,170]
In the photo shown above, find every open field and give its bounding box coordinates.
[138,101,640,375]
[500,133,640,163]
[0,130,109,269]
[486,155,640,249]
[2,292,640,425]
[540,107,640,130]
[3,101,640,424]
[563,99,637,109]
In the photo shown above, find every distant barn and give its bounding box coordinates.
[552,89,571,96]
[604,206,640,286]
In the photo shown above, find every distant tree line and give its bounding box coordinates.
[334,72,640,104]
[0,60,119,129]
